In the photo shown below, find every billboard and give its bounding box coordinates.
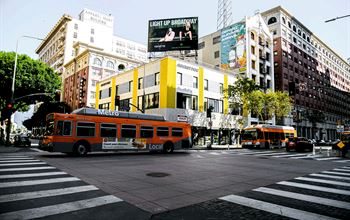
[148,17,198,52]
[220,22,246,73]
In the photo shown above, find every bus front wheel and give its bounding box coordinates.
[74,142,88,156]
[163,142,174,153]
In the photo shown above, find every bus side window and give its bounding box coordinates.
[157,127,169,137]
[56,121,64,135]
[121,125,136,138]
[140,126,153,138]
[265,132,270,140]
[172,128,183,137]
[63,121,72,136]
[101,123,117,138]
[257,130,263,139]
[77,122,95,137]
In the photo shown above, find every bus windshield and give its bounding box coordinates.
[242,130,257,140]
[45,120,55,136]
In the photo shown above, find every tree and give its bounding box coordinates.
[0,51,61,111]
[22,102,71,130]
[227,77,292,125]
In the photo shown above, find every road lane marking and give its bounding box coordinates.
[291,155,323,159]
[0,185,98,203]
[333,168,350,172]
[236,151,276,155]
[219,194,337,220]
[253,187,350,210]
[0,172,67,179]
[254,152,290,156]
[0,157,31,160]
[323,171,350,176]
[277,181,350,195]
[0,195,123,220]
[316,157,341,161]
[0,166,56,172]
[333,160,350,163]
[0,177,80,188]
[295,177,350,187]
[0,160,40,163]
[310,173,350,181]
[272,153,308,158]
[0,162,46,167]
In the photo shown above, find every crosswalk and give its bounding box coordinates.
[191,149,350,163]
[219,166,350,219]
[0,155,148,220]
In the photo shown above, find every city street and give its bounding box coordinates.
[0,148,349,219]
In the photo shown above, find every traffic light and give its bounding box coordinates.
[2,102,14,119]
[206,106,214,118]
[288,81,295,96]
[115,95,120,107]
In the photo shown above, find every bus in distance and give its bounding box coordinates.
[241,124,296,149]
[39,108,192,155]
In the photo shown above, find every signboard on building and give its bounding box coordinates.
[148,17,198,52]
[79,9,114,28]
[220,22,246,73]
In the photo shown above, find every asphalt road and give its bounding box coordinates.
[0,148,349,219]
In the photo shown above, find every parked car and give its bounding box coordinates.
[14,134,31,147]
[286,137,314,152]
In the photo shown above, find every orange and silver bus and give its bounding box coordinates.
[241,124,296,149]
[39,108,192,155]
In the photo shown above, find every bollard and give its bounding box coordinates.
[312,144,315,155]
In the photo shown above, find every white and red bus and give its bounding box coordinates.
[39,108,192,155]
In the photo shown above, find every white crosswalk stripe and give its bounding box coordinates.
[271,153,308,158]
[333,168,350,172]
[333,159,350,163]
[218,167,350,219]
[0,195,122,220]
[0,159,40,163]
[316,157,342,161]
[253,187,350,210]
[219,194,337,220]
[0,162,46,167]
[0,156,127,219]
[0,171,67,179]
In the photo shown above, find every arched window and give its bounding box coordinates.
[251,32,255,40]
[93,58,102,66]
[267,17,277,25]
[292,25,296,32]
[282,17,286,24]
[302,33,306,39]
[288,21,291,28]
[107,61,114,69]
[307,36,310,43]
[298,29,301,36]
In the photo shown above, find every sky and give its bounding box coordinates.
[1,0,349,60]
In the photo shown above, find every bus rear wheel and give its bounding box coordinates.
[74,143,88,156]
[163,142,174,153]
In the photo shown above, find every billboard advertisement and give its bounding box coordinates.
[220,22,246,73]
[148,17,198,52]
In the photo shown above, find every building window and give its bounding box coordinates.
[138,77,143,89]
[128,81,133,92]
[198,41,205,49]
[252,60,256,69]
[155,72,160,85]
[91,28,94,34]
[293,25,296,32]
[282,17,286,24]
[176,93,198,110]
[214,51,220,58]
[90,37,94,43]
[267,17,277,25]
[138,92,159,110]
[73,32,77,38]
[193,76,198,88]
[177,72,182,85]
[288,21,291,28]
[99,87,111,99]
[204,79,209,91]
[251,45,255,55]
[213,36,221,44]
[93,58,102,66]
[106,61,114,69]
[251,32,255,40]
[74,23,78,30]
[219,83,223,94]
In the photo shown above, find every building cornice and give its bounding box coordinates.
[35,14,72,54]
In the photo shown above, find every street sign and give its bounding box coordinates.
[336,125,344,133]
[337,141,345,149]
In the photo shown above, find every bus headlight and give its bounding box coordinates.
[255,142,260,145]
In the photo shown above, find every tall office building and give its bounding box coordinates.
[35,9,148,107]
[261,6,350,140]
[198,13,275,125]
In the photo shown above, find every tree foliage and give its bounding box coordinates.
[22,102,71,130]
[0,51,61,111]
[227,77,292,124]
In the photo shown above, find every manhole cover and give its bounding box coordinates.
[146,172,170,177]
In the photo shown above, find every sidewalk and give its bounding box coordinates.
[0,144,35,153]
[191,144,242,150]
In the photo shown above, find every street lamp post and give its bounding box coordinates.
[5,35,44,145]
